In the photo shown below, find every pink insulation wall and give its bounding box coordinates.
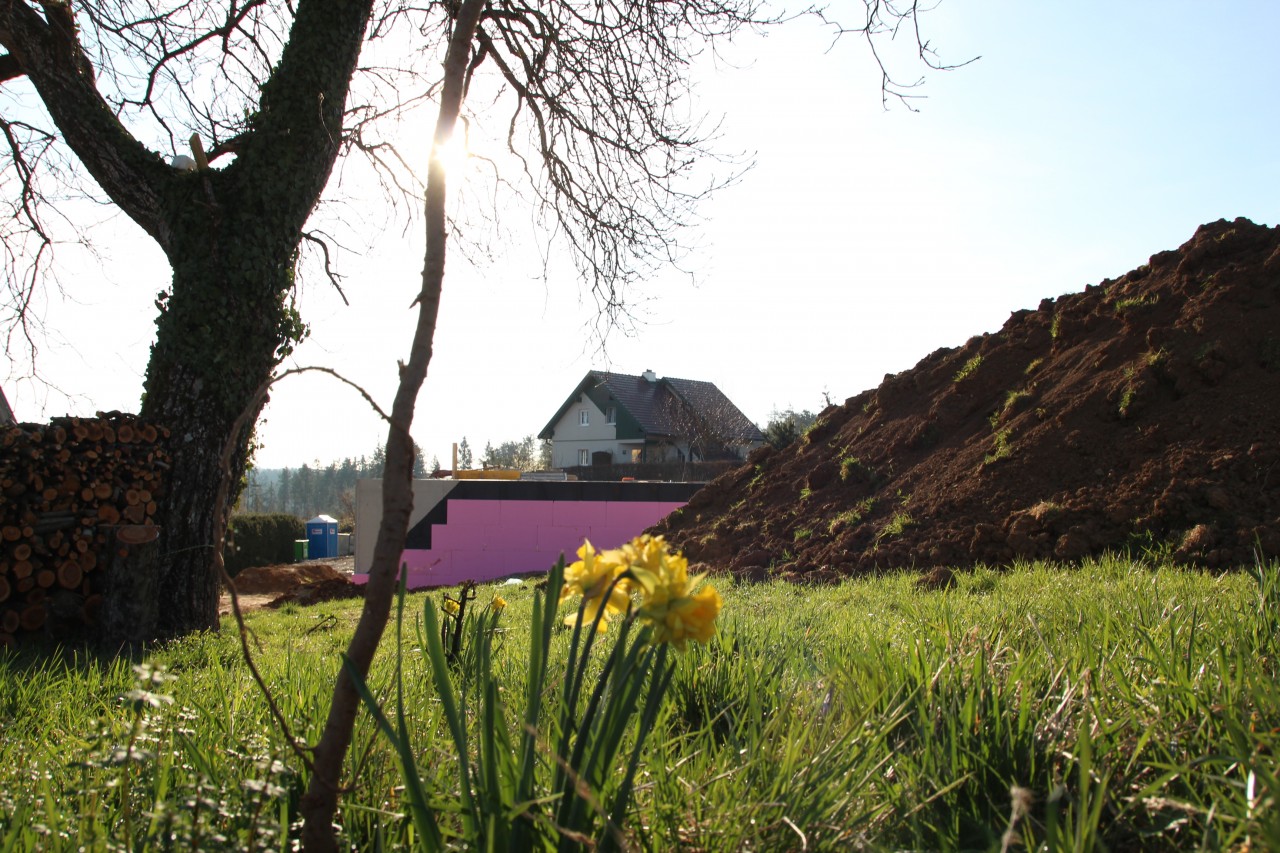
[353,479,699,588]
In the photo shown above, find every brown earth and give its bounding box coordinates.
[219,560,363,615]
[216,557,499,616]
[653,218,1280,580]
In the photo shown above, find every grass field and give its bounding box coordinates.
[2,556,1278,850]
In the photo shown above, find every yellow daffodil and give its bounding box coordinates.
[640,583,722,651]
[491,595,507,613]
[561,540,631,630]
[622,535,694,605]
[559,535,722,648]
[442,598,460,616]
[618,534,669,578]
[617,535,722,649]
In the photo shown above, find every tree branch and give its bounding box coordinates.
[224,0,375,225]
[301,231,349,306]
[0,52,23,82]
[299,2,488,847]
[213,365,393,778]
[1,1,171,245]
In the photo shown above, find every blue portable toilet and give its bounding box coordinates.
[306,514,339,560]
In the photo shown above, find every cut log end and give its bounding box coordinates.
[19,604,46,632]
[57,560,83,590]
[115,525,160,546]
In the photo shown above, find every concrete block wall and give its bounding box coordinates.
[353,479,701,588]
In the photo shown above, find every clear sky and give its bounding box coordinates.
[6,1,1279,471]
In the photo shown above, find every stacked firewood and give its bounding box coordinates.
[0,413,169,646]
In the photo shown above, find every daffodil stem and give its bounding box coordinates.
[553,572,631,798]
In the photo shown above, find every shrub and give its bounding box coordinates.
[224,513,303,576]
[874,511,915,547]
[1114,294,1159,316]
[953,354,983,382]
[763,408,817,449]
[839,455,877,483]
[984,428,1014,464]
[827,498,876,533]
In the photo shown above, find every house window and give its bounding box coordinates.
[578,449,590,465]
[606,406,616,425]
[579,409,590,426]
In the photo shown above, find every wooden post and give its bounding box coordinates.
[452,442,458,476]
[189,134,210,170]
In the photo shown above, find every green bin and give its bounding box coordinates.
[293,539,309,562]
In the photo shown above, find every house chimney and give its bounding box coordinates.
[642,369,657,383]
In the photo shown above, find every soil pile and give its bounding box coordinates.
[228,563,349,594]
[221,563,363,613]
[267,578,363,608]
[654,218,1280,579]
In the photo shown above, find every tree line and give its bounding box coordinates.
[236,441,426,520]
[236,435,557,518]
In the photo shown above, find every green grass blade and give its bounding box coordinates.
[421,597,478,839]
[341,652,442,852]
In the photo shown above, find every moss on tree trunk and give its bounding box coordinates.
[135,212,304,642]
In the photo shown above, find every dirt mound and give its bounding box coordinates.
[654,218,1280,579]
[228,563,348,594]
[221,563,363,613]
[268,578,364,608]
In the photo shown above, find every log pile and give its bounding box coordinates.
[0,412,169,646]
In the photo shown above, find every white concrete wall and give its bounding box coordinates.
[355,478,458,573]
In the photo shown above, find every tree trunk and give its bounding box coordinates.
[129,220,300,644]
[119,0,374,644]
[1,0,378,647]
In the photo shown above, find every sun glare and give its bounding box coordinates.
[431,130,470,178]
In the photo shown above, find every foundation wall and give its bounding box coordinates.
[353,479,700,588]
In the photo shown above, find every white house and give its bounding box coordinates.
[539,369,765,469]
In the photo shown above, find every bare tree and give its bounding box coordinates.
[299,1,967,847]
[0,1,408,644]
[4,0,963,843]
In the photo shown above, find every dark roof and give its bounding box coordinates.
[659,377,764,442]
[0,386,12,425]
[540,371,764,443]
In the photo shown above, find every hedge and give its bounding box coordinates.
[224,513,303,576]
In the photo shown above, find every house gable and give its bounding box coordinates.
[538,375,597,440]
[538,372,647,442]
[581,382,645,440]
[540,385,629,468]
[541,370,764,467]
